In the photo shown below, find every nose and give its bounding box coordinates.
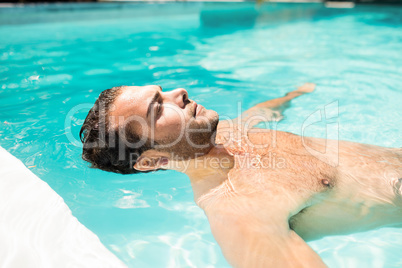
[165,88,189,108]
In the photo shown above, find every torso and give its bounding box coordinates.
[196,126,402,240]
[290,140,402,240]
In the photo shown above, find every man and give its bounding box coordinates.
[80,84,402,267]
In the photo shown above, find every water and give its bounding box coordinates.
[1,2,401,267]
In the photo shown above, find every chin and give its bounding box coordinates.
[205,109,219,130]
[191,107,219,136]
[205,108,219,120]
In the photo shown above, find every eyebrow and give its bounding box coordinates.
[146,91,161,119]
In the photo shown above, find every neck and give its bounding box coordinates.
[168,145,235,201]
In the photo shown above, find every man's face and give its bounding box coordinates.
[110,85,219,158]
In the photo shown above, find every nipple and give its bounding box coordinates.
[322,179,330,187]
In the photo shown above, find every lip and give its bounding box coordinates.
[196,104,203,116]
[193,102,198,117]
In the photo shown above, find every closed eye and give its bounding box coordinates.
[155,98,163,119]
[157,103,163,117]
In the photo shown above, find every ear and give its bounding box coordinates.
[133,150,169,172]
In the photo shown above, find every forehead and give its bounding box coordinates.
[109,85,158,120]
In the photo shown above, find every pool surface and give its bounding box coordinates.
[1,2,401,267]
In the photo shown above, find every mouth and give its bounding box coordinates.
[192,101,204,118]
[193,102,197,117]
[196,104,204,116]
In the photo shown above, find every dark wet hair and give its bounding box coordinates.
[79,86,151,174]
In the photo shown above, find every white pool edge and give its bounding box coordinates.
[0,146,127,268]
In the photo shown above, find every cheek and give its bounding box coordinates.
[154,109,189,139]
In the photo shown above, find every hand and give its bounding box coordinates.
[288,83,316,96]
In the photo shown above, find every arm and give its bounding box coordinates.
[218,83,316,130]
[207,211,326,268]
[246,82,316,114]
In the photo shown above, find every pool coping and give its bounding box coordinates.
[0,0,324,9]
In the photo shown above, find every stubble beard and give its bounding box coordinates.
[160,111,219,160]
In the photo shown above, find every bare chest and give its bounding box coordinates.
[197,148,338,221]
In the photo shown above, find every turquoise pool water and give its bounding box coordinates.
[1,2,401,267]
